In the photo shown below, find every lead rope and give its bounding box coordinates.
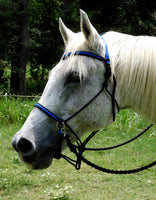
[84,124,153,151]
[61,125,156,174]
[81,156,156,174]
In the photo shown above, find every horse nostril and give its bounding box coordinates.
[12,139,18,152]
[16,138,35,156]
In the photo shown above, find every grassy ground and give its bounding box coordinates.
[0,98,155,200]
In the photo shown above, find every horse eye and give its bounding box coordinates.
[66,71,81,83]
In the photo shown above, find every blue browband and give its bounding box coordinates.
[63,36,110,65]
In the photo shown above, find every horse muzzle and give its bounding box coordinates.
[12,134,57,169]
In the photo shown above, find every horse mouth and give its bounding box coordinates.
[19,147,55,170]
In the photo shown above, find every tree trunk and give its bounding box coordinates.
[0,61,4,82]
[10,0,29,94]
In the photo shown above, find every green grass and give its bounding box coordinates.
[0,98,155,200]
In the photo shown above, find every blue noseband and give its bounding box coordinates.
[34,103,62,122]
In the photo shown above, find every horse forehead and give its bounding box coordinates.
[66,32,87,51]
[50,40,103,82]
[49,63,63,77]
[49,62,66,83]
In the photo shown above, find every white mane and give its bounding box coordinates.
[63,31,156,123]
[104,32,156,123]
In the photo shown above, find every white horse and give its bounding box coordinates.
[12,10,156,170]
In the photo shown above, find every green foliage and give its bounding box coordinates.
[81,0,156,35]
[29,0,63,71]
[0,0,21,61]
[113,0,156,35]
[0,60,11,93]
[25,78,47,95]
[0,98,37,125]
[0,0,155,94]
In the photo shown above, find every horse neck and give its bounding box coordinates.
[104,32,156,124]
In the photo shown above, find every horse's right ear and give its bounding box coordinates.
[59,18,75,46]
[80,10,101,49]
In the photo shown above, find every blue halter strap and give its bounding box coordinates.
[34,103,62,122]
[100,36,110,65]
[63,35,110,65]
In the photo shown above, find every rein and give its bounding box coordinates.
[34,37,156,174]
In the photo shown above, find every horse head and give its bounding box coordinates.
[12,10,119,169]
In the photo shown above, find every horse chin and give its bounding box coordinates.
[19,154,53,170]
[18,148,54,170]
[32,159,53,170]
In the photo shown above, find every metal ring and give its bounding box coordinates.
[56,121,65,130]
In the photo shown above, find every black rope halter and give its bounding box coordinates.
[34,37,155,174]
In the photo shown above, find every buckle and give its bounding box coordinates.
[56,121,66,136]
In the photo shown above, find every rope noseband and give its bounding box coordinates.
[34,37,155,174]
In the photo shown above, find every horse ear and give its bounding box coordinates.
[59,18,75,46]
[80,10,100,49]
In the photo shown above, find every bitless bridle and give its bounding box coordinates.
[34,37,155,174]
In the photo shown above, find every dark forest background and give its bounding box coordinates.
[0,0,155,95]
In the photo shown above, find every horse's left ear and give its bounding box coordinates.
[59,18,75,46]
[80,10,101,49]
